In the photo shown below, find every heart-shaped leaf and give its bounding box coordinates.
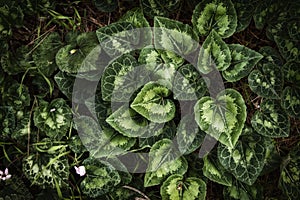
[141,0,181,17]
[192,0,237,38]
[154,16,199,57]
[144,139,188,187]
[222,44,263,82]
[274,36,300,61]
[131,82,176,123]
[218,126,267,185]
[80,157,121,198]
[160,174,207,200]
[74,116,136,158]
[173,64,207,100]
[251,100,290,138]
[281,86,300,118]
[194,89,246,149]
[248,63,283,99]
[197,30,231,74]
[258,46,284,67]
[283,61,300,85]
[233,0,258,32]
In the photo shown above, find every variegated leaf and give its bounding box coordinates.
[218,126,267,185]
[233,0,258,32]
[274,36,300,61]
[192,0,237,38]
[160,174,206,200]
[154,16,199,57]
[176,114,205,155]
[141,0,181,17]
[144,139,188,187]
[258,46,284,67]
[197,30,231,74]
[283,61,300,85]
[131,82,176,123]
[194,89,246,149]
[173,64,207,100]
[251,100,290,138]
[281,86,300,119]
[248,63,283,99]
[222,44,263,82]
[74,116,136,158]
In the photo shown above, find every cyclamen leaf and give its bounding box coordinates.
[283,61,300,85]
[279,146,300,200]
[281,87,300,118]
[106,105,149,137]
[154,16,199,56]
[248,63,283,99]
[160,174,207,200]
[258,46,284,67]
[131,82,176,123]
[194,89,246,149]
[176,114,206,155]
[173,64,207,100]
[54,71,74,100]
[0,106,15,138]
[23,152,69,188]
[218,126,267,185]
[81,158,121,198]
[32,32,63,76]
[203,154,233,186]
[222,44,263,82]
[223,179,263,200]
[96,21,141,57]
[74,116,136,158]
[197,30,231,74]
[233,0,258,32]
[274,36,300,61]
[93,0,118,12]
[101,54,149,102]
[33,98,72,140]
[192,0,237,38]
[251,100,290,138]
[141,0,181,17]
[2,82,30,110]
[144,139,188,187]
[55,32,99,74]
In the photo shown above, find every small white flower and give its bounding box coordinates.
[74,166,86,177]
[50,108,56,112]
[0,168,12,181]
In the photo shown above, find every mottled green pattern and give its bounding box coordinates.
[222,44,263,82]
[144,139,188,187]
[281,87,300,118]
[194,89,246,149]
[160,174,207,200]
[192,0,237,38]
[251,100,290,138]
[197,30,231,74]
[141,0,181,17]
[274,36,300,61]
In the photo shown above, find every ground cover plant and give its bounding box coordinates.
[0,0,300,199]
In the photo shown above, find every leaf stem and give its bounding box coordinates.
[122,185,150,200]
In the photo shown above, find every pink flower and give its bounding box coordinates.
[74,166,86,176]
[0,168,12,181]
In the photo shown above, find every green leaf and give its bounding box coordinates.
[279,146,300,200]
[141,0,181,17]
[154,16,199,56]
[96,21,141,57]
[32,32,63,76]
[106,105,150,137]
[192,0,237,38]
[0,176,33,200]
[101,54,149,102]
[144,139,188,187]
[248,63,283,99]
[173,64,207,100]
[93,0,118,12]
[23,152,69,188]
[0,106,15,138]
[251,99,290,138]
[223,179,263,200]
[131,82,176,123]
[218,126,268,185]
[160,174,207,200]
[222,44,263,82]
[203,153,233,186]
[233,0,258,32]
[281,86,300,118]
[55,32,99,73]
[2,82,30,110]
[54,71,74,100]
[33,98,72,140]
[194,89,247,149]
[80,157,121,198]
[68,135,87,154]
[283,61,300,85]
[258,46,284,67]
[197,30,231,74]
[176,114,206,155]
[74,116,136,158]
[274,36,300,61]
